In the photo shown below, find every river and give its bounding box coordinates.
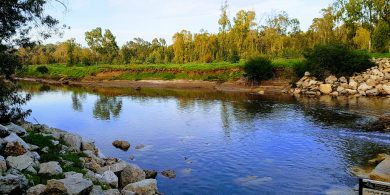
[20,82,390,195]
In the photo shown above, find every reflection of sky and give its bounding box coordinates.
[23,88,390,195]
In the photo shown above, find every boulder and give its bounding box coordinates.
[112,140,130,151]
[39,161,63,176]
[3,133,30,150]
[366,88,379,96]
[365,116,390,132]
[120,164,146,188]
[89,185,104,195]
[62,133,82,152]
[45,176,93,195]
[383,84,390,95]
[349,78,358,89]
[104,189,121,195]
[346,89,357,95]
[121,190,136,195]
[96,170,118,188]
[304,72,311,76]
[122,179,157,195]
[144,170,158,179]
[5,123,27,136]
[369,155,390,182]
[4,141,27,156]
[6,153,34,171]
[319,84,332,94]
[161,170,176,179]
[325,75,337,84]
[98,161,127,174]
[0,155,6,173]
[339,76,347,83]
[0,173,28,194]
[81,138,98,154]
[366,79,377,87]
[26,184,47,195]
[0,124,10,138]
[358,83,372,92]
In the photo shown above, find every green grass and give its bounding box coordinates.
[369,53,390,58]
[17,59,305,81]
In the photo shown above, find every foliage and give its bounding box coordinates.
[303,43,375,78]
[243,57,274,81]
[372,20,390,53]
[36,66,49,74]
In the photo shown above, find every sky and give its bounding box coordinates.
[42,0,334,46]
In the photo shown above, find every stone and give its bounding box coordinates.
[349,78,358,89]
[358,83,372,92]
[366,79,377,87]
[0,124,10,138]
[339,76,347,83]
[3,133,30,150]
[304,72,310,76]
[45,176,93,195]
[121,190,136,195]
[26,184,47,195]
[39,161,63,176]
[325,75,337,84]
[365,116,390,132]
[4,141,27,156]
[51,140,59,146]
[120,164,146,188]
[6,153,34,171]
[122,179,157,195]
[144,170,158,179]
[0,155,7,173]
[369,155,390,182]
[330,91,339,96]
[89,185,104,195]
[366,88,379,96]
[104,189,121,195]
[112,140,130,151]
[346,89,357,95]
[97,170,118,188]
[161,170,176,179]
[383,84,390,95]
[0,173,28,194]
[5,123,27,136]
[135,144,145,150]
[41,146,49,153]
[62,133,82,152]
[98,161,127,174]
[81,138,97,154]
[319,84,332,94]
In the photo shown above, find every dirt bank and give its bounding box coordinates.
[16,77,290,94]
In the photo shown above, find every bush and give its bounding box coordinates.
[228,50,240,63]
[244,57,274,81]
[36,66,49,74]
[303,43,375,79]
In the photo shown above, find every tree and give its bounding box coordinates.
[65,39,78,66]
[353,26,371,50]
[85,27,104,64]
[0,0,63,123]
[102,30,119,63]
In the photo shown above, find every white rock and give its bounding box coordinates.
[5,123,27,136]
[6,153,34,171]
[62,133,82,152]
[357,83,372,92]
[0,155,6,173]
[45,176,93,195]
[26,184,46,195]
[122,179,157,195]
[39,161,63,176]
[3,133,30,150]
[97,170,118,188]
[0,173,28,194]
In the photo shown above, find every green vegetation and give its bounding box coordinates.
[303,43,375,78]
[244,57,274,81]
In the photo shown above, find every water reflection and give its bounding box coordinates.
[93,95,122,120]
[71,92,86,112]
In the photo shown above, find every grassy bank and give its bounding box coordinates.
[17,59,304,82]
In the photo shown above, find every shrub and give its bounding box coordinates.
[244,57,274,81]
[228,50,240,63]
[36,65,49,74]
[303,43,375,79]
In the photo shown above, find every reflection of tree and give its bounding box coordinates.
[71,92,86,112]
[93,96,122,120]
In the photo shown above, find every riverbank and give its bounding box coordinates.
[0,122,161,194]
[17,77,291,94]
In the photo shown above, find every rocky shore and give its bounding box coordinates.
[352,153,390,182]
[0,122,161,195]
[291,58,390,96]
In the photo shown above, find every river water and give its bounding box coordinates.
[20,82,390,195]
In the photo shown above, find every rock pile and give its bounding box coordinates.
[352,153,390,182]
[0,122,161,195]
[291,58,390,96]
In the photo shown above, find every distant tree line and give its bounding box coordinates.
[18,0,390,66]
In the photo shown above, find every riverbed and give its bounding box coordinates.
[20,82,390,194]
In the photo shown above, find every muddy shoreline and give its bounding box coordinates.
[16,77,290,94]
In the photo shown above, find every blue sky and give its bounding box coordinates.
[43,0,333,46]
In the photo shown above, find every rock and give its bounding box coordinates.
[104,189,121,195]
[358,83,372,92]
[89,185,104,195]
[366,79,377,87]
[366,88,379,96]
[39,161,63,176]
[325,75,337,84]
[112,140,130,151]
[45,176,93,195]
[41,146,49,153]
[97,170,118,188]
[135,144,145,150]
[51,140,59,146]
[383,84,390,95]
[0,173,28,194]
[4,141,27,156]
[304,72,311,76]
[257,90,264,95]
[349,78,358,89]
[365,116,390,132]
[161,170,176,179]
[62,133,82,152]
[144,170,158,179]
[369,155,390,182]
[26,165,37,174]
[27,184,47,195]
[122,179,157,195]
[6,153,34,171]
[120,164,146,188]
[4,133,30,150]
[0,124,10,138]
[330,91,339,96]
[0,155,6,173]
[121,190,136,195]
[81,138,97,154]
[339,76,347,83]
[346,89,357,95]
[319,84,332,94]
[5,123,27,136]
[29,144,39,151]
[98,161,127,174]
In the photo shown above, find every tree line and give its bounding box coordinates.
[18,0,390,66]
